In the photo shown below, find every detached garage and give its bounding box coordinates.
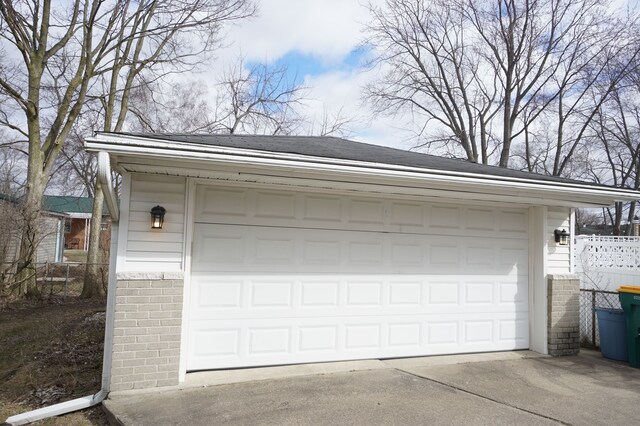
[85,133,638,392]
[188,186,529,370]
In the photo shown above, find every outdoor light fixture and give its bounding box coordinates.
[554,228,570,246]
[150,205,166,229]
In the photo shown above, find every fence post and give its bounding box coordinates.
[64,263,70,301]
[591,290,596,347]
[44,262,49,296]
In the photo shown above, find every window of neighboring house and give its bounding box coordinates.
[100,220,109,231]
[64,219,71,233]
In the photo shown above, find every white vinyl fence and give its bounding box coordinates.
[574,235,640,291]
[574,235,639,348]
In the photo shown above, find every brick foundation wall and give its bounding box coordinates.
[547,274,580,356]
[110,272,183,392]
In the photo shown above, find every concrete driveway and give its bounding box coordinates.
[103,350,640,426]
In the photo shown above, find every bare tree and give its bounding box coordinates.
[463,0,600,166]
[0,0,254,298]
[209,58,307,135]
[365,0,501,164]
[0,139,25,195]
[575,208,605,234]
[529,24,640,178]
[365,0,640,169]
[307,105,357,138]
[127,79,214,133]
[128,57,308,136]
[588,77,640,234]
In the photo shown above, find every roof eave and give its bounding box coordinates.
[84,134,639,207]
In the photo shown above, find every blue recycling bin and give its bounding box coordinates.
[595,307,628,362]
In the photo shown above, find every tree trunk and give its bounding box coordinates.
[17,150,47,298]
[82,184,106,298]
[613,202,623,235]
[626,201,637,236]
[500,81,512,168]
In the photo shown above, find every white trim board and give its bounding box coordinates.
[102,158,627,208]
[178,178,197,383]
[85,134,638,206]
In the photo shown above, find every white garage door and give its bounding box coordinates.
[187,185,529,371]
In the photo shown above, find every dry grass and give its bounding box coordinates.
[0,297,108,425]
[0,401,101,426]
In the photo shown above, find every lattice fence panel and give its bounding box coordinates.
[576,236,640,271]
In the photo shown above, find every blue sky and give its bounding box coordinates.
[265,48,368,86]
[209,0,418,149]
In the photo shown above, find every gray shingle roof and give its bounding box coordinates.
[111,132,600,187]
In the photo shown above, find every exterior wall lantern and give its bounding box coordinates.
[554,228,570,245]
[150,205,166,229]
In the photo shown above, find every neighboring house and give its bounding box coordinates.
[43,195,111,251]
[85,133,639,393]
[0,193,66,269]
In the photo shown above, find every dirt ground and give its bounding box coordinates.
[0,296,108,425]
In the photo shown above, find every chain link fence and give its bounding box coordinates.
[1,262,108,300]
[579,289,622,348]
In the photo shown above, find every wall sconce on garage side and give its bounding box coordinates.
[150,205,166,229]
[554,228,570,246]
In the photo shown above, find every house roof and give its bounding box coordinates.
[1,192,68,217]
[112,132,592,187]
[43,195,109,216]
[84,132,640,208]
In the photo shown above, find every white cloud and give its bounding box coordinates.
[300,68,419,150]
[202,0,417,150]
[221,0,369,64]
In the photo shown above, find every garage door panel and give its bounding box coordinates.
[499,210,528,234]
[189,274,528,320]
[466,208,496,231]
[194,186,528,239]
[191,225,528,275]
[304,195,342,222]
[187,312,529,370]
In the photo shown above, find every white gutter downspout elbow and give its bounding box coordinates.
[98,151,120,222]
[6,152,120,425]
[4,391,109,425]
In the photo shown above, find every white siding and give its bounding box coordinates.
[547,206,571,274]
[124,174,186,271]
[36,215,63,263]
[2,230,20,267]
[1,201,21,267]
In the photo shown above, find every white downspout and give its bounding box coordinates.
[6,152,120,425]
[97,151,120,222]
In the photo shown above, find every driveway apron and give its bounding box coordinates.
[104,351,640,426]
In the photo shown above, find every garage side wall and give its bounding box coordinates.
[121,174,186,272]
[111,173,188,391]
[110,273,184,392]
[545,207,579,355]
[547,207,572,274]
